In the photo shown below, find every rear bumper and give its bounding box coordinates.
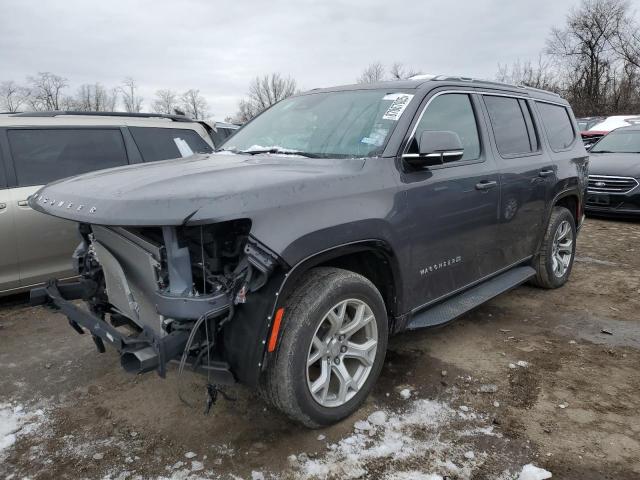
[30,280,235,384]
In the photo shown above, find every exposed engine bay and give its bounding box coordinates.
[67,220,278,382]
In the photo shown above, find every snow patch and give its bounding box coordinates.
[368,410,388,426]
[518,463,552,480]
[386,472,443,480]
[0,402,46,456]
[292,400,465,479]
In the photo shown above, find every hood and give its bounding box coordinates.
[588,152,640,178]
[30,153,367,226]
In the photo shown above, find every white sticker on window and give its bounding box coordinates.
[382,93,408,101]
[382,93,414,121]
[174,137,194,157]
[361,126,389,146]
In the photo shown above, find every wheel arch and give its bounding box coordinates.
[278,240,404,322]
[535,188,581,255]
[554,192,580,226]
[223,239,404,388]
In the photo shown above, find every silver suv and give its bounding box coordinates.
[0,111,219,296]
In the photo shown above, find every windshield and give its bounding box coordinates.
[221,89,415,158]
[591,129,640,153]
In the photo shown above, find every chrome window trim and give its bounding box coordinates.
[403,89,567,160]
[533,100,578,152]
[402,90,484,163]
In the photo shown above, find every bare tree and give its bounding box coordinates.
[27,72,68,110]
[120,77,143,113]
[496,56,560,91]
[153,89,178,114]
[73,83,117,111]
[357,62,386,83]
[233,73,297,122]
[0,80,28,112]
[546,0,630,114]
[180,89,209,119]
[612,8,640,69]
[389,63,422,80]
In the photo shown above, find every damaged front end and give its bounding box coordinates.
[31,220,280,384]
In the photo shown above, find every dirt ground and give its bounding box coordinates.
[1,217,639,479]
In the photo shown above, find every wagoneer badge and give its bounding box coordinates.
[33,194,96,213]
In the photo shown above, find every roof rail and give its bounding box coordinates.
[408,74,561,97]
[10,111,195,122]
[516,85,561,97]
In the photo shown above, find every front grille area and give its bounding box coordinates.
[588,175,639,194]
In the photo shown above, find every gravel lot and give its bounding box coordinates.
[1,217,639,479]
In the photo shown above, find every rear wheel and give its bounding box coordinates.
[530,206,576,289]
[260,267,388,427]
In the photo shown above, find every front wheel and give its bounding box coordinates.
[260,267,388,427]
[530,206,576,289]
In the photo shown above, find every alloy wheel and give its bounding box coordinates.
[551,219,573,277]
[306,298,378,408]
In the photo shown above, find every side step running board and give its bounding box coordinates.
[407,266,536,330]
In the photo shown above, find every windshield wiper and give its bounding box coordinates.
[241,147,320,158]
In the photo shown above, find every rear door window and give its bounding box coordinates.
[8,128,129,187]
[129,127,213,162]
[483,95,537,156]
[536,102,576,151]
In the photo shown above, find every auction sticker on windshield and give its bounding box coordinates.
[382,93,414,121]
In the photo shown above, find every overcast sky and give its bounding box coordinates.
[1,0,584,119]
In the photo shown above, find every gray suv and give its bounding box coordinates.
[0,112,215,296]
[31,77,588,427]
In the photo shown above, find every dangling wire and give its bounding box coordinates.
[204,309,212,386]
[177,311,209,408]
[177,226,239,411]
[200,226,206,294]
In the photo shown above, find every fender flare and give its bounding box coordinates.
[223,239,403,387]
[536,187,582,253]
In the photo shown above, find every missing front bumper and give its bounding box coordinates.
[30,280,235,384]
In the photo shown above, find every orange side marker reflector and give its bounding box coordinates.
[267,308,285,353]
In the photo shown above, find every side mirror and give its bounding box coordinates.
[403,130,464,168]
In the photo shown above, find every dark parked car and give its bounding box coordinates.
[586,125,640,217]
[30,77,587,427]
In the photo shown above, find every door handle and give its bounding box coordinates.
[0,202,6,210]
[538,169,554,178]
[17,200,29,207]
[475,180,498,191]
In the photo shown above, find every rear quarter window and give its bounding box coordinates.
[8,128,128,187]
[130,127,213,162]
[536,102,576,151]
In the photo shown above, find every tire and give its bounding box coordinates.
[260,267,388,427]
[530,206,576,289]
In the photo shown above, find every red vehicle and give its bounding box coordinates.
[580,115,640,147]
